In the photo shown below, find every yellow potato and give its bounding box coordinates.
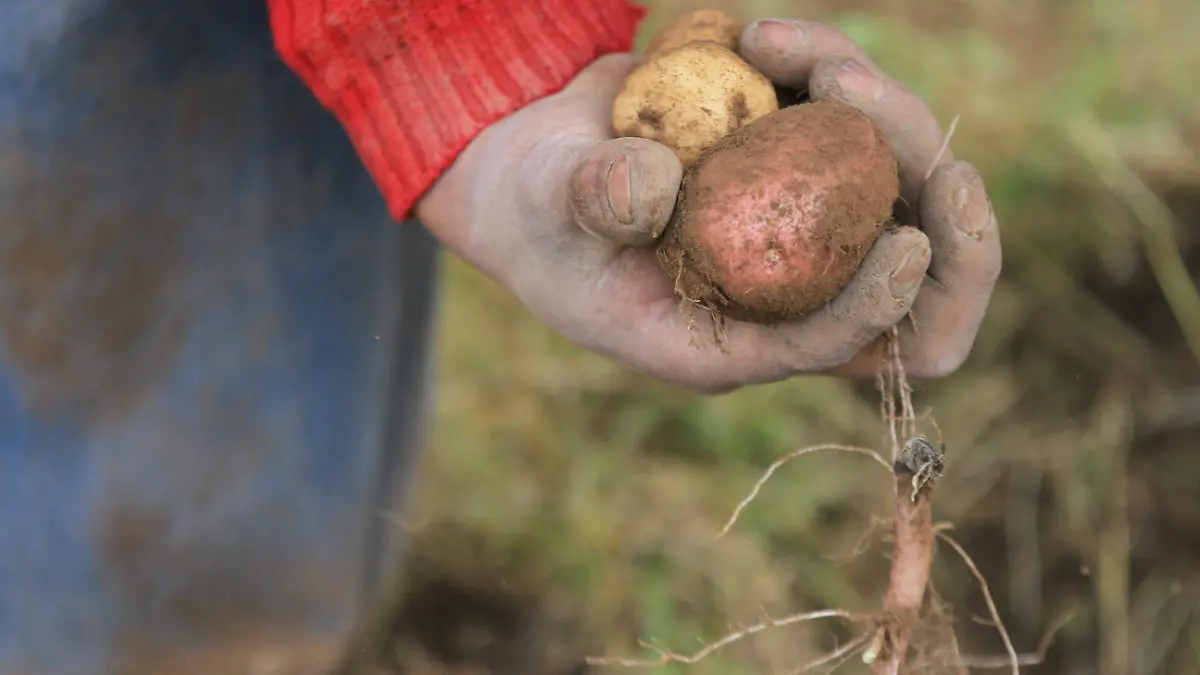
[644,9,743,59]
[612,42,779,169]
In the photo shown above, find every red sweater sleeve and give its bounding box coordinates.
[267,0,647,221]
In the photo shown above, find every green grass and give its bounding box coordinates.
[385,2,1200,674]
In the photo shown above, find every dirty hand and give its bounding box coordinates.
[416,18,1001,394]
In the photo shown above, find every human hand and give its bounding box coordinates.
[736,19,1002,379]
[416,18,1000,393]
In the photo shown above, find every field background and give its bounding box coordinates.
[365,1,1199,674]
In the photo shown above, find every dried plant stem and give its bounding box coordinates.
[925,114,962,180]
[584,609,868,668]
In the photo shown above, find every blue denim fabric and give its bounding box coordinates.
[0,1,440,673]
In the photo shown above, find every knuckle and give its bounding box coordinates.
[806,294,909,369]
[851,314,893,345]
[926,159,975,194]
[566,153,598,204]
[807,20,863,51]
[808,58,846,96]
[812,53,881,91]
[944,270,1001,303]
[779,333,858,372]
[948,159,983,182]
[908,339,972,378]
[854,293,912,334]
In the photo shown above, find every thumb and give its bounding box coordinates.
[561,52,643,98]
[568,137,683,247]
[561,54,684,248]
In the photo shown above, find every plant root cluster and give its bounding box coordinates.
[587,328,1073,674]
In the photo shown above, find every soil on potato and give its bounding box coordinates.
[657,99,900,325]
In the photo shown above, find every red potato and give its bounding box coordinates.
[656,100,900,324]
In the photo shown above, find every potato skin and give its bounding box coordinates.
[612,42,778,169]
[644,9,743,59]
[657,101,901,325]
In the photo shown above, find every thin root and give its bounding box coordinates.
[585,609,869,669]
[790,632,872,674]
[716,444,891,539]
[936,532,1020,674]
[861,626,888,664]
[828,515,892,564]
[954,612,1075,669]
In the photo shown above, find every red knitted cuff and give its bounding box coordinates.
[269,0,647,221]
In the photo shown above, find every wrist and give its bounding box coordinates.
[413,137,478,260]
[271,0,647,222]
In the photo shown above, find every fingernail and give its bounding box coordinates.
[746,19,807,54]
[958,205,998,240]
[953,185,973,212]
[890,244,930,298]
[953,177,996,239]
[835,58,884,103]
[606,155,634,224]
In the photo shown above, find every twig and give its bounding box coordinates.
[937,532,1020,674]
[954,612,1075,669]
[585,610,869,668]
[715,444,891,539]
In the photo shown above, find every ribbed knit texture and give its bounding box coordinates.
[268,0,647,221]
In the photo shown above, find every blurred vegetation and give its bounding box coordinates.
[370,1,1200,674]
